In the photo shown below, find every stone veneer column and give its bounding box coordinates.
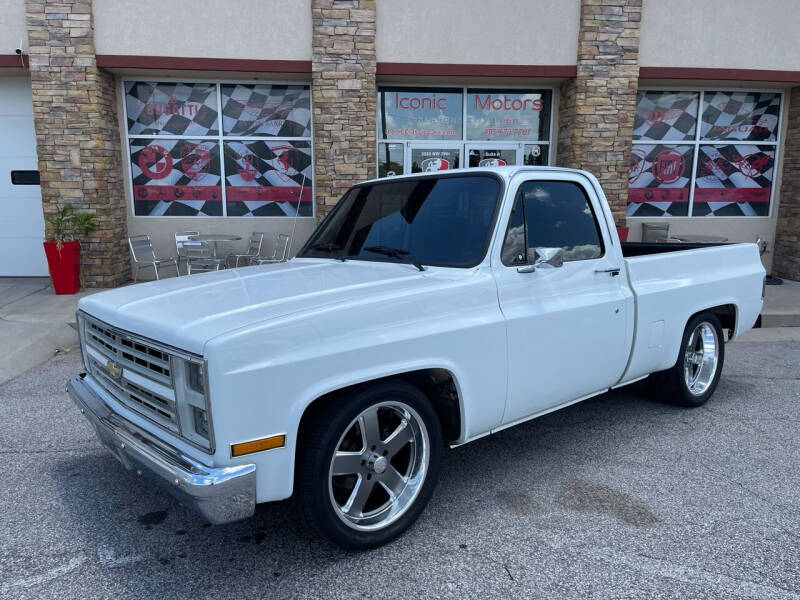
[311,0,376,219]
[25,0,129,287]
[557,0,642,226]
[773,86,800,280]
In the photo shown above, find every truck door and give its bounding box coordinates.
[493,175,631,425]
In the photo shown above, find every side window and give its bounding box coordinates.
[501,180,604,265]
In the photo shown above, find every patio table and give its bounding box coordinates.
[188,234,242,259]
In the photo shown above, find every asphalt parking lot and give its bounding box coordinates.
[1,330,798,600]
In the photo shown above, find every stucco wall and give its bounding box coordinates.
[376,0,580,65]
[640,0,800,70]
[0,0,27,56]
[93,0,312,60]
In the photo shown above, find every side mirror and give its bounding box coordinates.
[516,247,564,273]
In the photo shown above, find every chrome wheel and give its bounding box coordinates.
[683,322,720,396]
[328,401,430,531]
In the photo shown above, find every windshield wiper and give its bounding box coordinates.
[309,242,347,262]
[363,246,426,271]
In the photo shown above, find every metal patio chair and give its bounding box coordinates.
[174,230,208,274]
[128,234,179,283]
[187,256,226,275]
[252,233,290,265]
[226,232,264,268]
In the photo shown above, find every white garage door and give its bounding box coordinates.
[0,76,47,276]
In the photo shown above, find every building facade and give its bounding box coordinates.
[1,0,798,284]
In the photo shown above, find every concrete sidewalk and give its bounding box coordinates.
[0,278,97,384]
[761,278,800,327]
[0,275,797,385]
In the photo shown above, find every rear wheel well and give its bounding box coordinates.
[297,369,462,449]
[705,304,737,339]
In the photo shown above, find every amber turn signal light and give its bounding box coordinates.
[231,434,286,457]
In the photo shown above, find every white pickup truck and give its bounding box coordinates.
[68,166,765,549]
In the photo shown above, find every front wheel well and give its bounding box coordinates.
[297,369,462,449]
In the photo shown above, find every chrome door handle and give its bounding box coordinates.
[595,267,621,276]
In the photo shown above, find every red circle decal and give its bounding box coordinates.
[138,145,173,180]
[652,149,685,184]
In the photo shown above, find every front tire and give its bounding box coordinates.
[297,381,443,549]
[650,312,725,407]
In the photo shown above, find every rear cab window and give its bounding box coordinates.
[501,180,605,266]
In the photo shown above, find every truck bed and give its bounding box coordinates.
[621,241,726,257]
[620,242,764,383]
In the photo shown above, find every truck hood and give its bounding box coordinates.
[78,259,440,355]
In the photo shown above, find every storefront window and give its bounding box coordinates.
[411,147,461,172]
[376,87,553,177]
[129,138,222,217]
[628,90,781,218]
[125,82,219,136]
[124,80,313,217]
[628,144,693,216]
[466,90,551,141]
[694,144,775,216]
[378,143,404,177]
[377,88,462,141]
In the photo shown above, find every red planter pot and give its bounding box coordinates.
[43,240,81,295]
[616,226,630,242]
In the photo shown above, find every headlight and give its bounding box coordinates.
[193,405,210,439]
[173,356,214,450]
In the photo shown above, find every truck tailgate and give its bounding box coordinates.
[622,243,764,382]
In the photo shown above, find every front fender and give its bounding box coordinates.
[202,271,507,503]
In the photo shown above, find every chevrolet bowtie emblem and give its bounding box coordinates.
[106,360,122,379]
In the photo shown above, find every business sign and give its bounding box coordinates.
[378,88,462,140]
[466,90,551,141]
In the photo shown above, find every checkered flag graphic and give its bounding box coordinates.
[627,144,693,217]
[221,84,312,138]
[693,144,774,216]
[633,91,698,142]
[125,82,219,136]
[223,141,313,217]
[700,92,780,142]
[130,139,222,217]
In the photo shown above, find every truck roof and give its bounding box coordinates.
[361,165,590,186]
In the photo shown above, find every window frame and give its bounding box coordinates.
[375,84,556,177]
[121,76,315,219]
[631,86,785,219]
[500,179,607,267]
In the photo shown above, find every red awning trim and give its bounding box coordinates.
[639,67,800,83]
[96,55,312,73]
[376,62,577,78]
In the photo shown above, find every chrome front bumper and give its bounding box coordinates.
[67,373,256,525]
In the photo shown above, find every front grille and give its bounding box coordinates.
[81,315,179,431]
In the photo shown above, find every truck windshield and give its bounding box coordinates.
[299,174,502,268]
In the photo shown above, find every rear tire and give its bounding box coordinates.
[297,380,443,549]
[649,312,725,408]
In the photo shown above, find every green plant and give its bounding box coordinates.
[46,204,97,247]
